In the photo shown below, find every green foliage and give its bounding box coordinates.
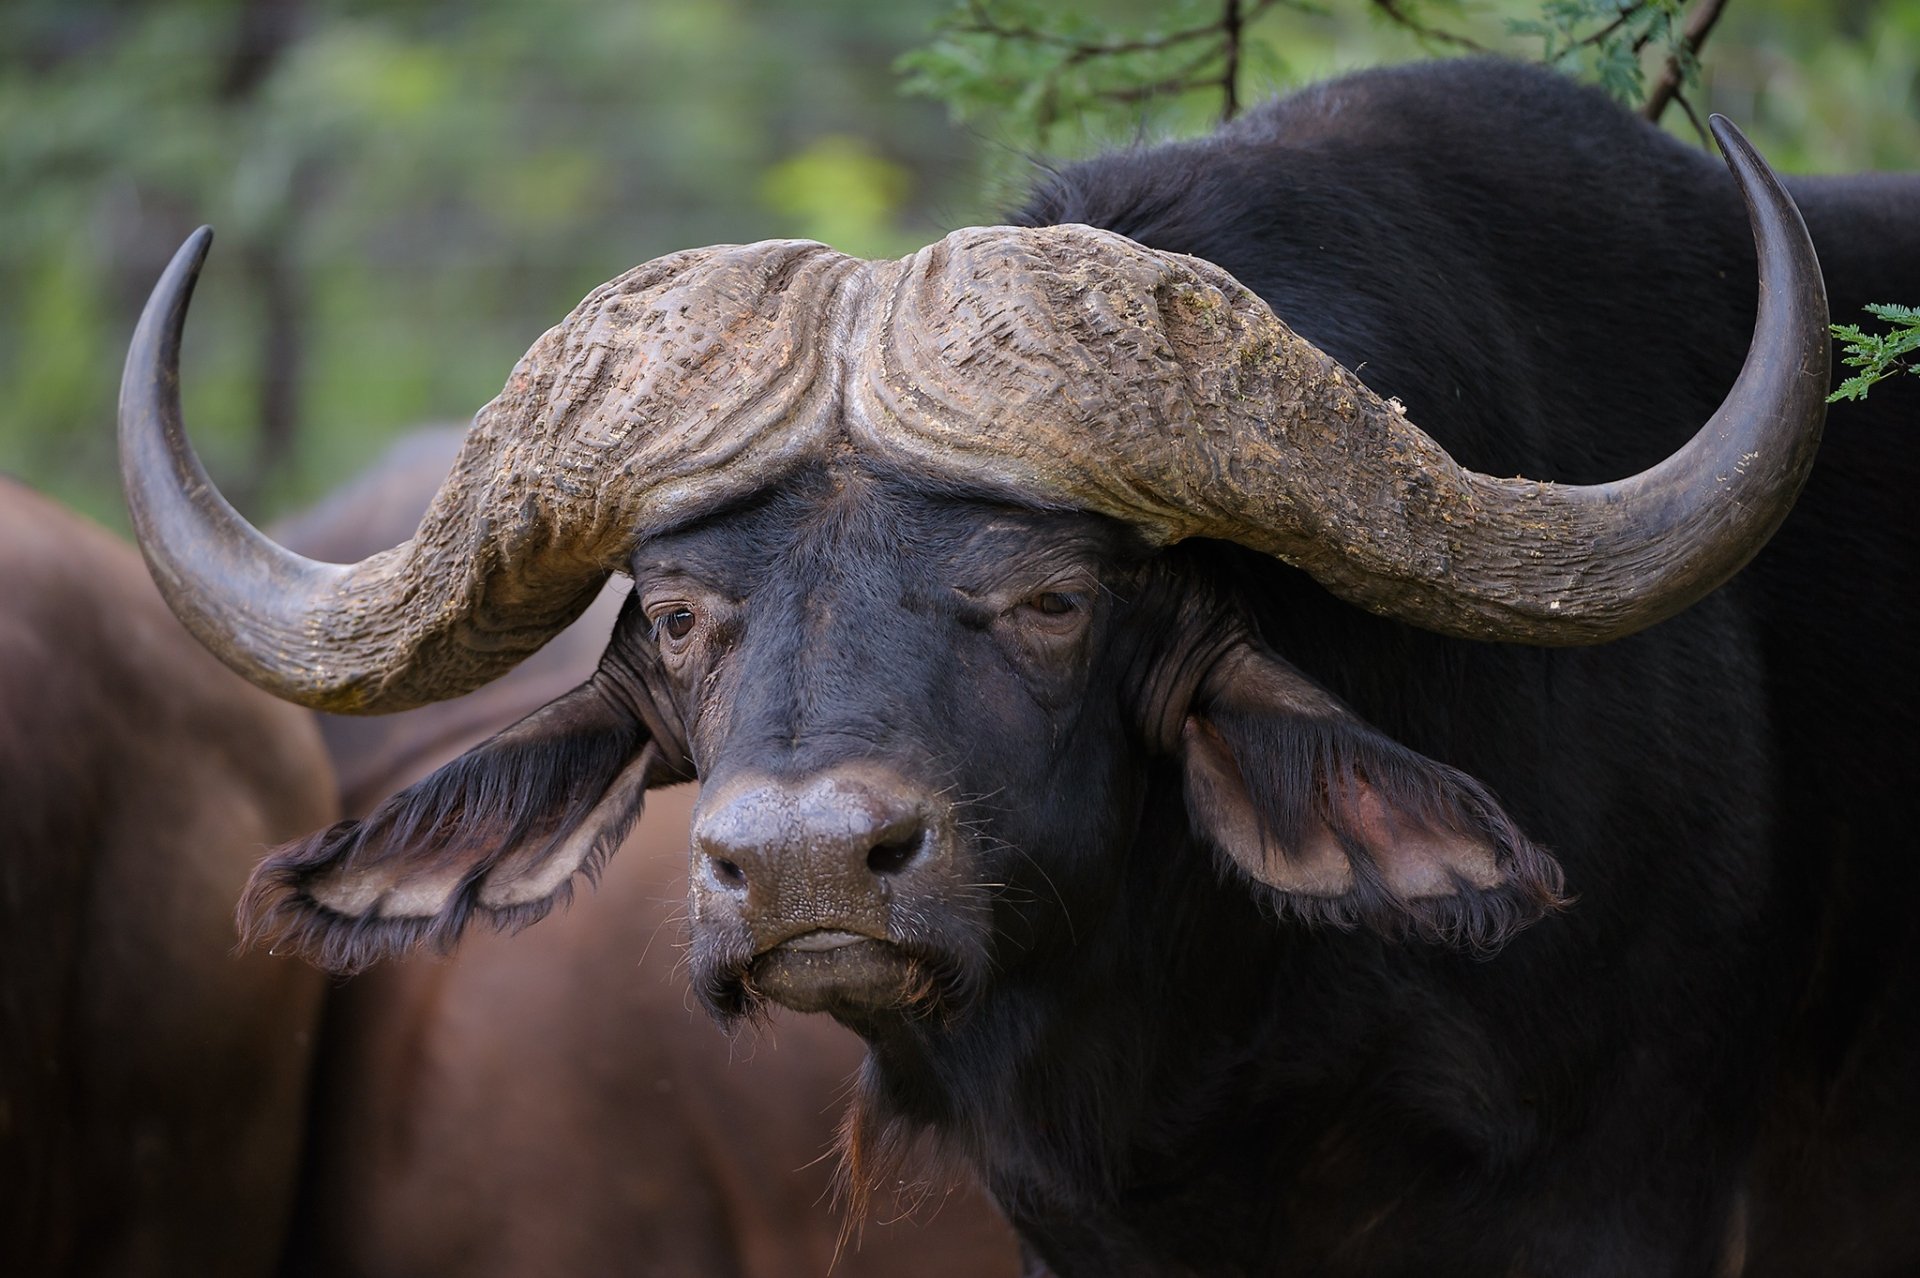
[903,0,1720,153]
[0,0,1914,528]
[897,0,1919,168]
[899,0,1299,145]
[1828,304,1920,403]
[1505,0,1691,105]
[0,0,970,525]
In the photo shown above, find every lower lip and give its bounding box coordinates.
[781,928,875,952]
[749,937,919,1015]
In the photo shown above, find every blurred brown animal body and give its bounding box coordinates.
[0,480,334,1277]
[273,430,1018,1277]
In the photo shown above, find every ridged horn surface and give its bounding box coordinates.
[851,116,1828,643]
[120,231,864,711]
[123,118,1828,716]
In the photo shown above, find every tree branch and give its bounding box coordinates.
[952,0,1294,127]
[1221,0,1243,123]
[955,1,1222,58]
[1368,0,1491,54]
[1642,0,1731,124]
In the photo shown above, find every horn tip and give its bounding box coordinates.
[1707,114,1746,158]
[177,224,215,275]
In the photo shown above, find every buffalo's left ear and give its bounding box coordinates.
[1181,643,1567,951]
[239,678,671,973]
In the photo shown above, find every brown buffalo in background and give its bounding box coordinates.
[0,480,335,1277]
[272,428,1018,1277]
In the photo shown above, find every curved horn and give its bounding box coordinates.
[119,228,378,706]
[860,116,1829,644]
[124,117,1828,708]
[120,229,856,712]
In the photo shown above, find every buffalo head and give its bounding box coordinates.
[120,120,1826,1022]
[647,477,1574,1024]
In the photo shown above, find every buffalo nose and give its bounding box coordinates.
[691,769,936,899]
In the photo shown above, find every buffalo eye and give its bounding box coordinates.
[653,605,698,644]
[1006,587,1094,642]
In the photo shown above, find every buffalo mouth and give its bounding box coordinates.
[747,930,932,1017]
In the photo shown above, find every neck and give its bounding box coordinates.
[837,765,1554,1274]
[841,777,1333,1271]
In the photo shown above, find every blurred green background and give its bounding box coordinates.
[3,0,1914,528]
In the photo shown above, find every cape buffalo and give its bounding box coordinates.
[118,60,1918,1274]
[269,430,1018,1276]
[0,481,335,1277]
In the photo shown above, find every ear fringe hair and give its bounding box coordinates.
[1209,706,1569,955]
[238,712,654,974]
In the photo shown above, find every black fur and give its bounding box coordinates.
[248,58,1920,1274]
[655,60,1919,1273]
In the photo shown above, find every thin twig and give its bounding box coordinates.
[1090,40,1233,105]
[1580,2,1650,54]
[1221,0,1243,122]
[956,0,1293,126]
[1642,0,1731,124]
[1105,75,1228,106]
[1220,0,1290,119]
[1368,0,1491,54]
[955,1,1225,58]
[1670,86,1711,146]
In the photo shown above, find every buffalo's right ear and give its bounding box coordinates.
[239,678,673,973]
[1180,643,1567,952]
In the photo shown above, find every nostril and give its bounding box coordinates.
[712,857,747,888]
[866,833,925,877]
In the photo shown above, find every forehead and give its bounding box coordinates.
[629,465,1145,583]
